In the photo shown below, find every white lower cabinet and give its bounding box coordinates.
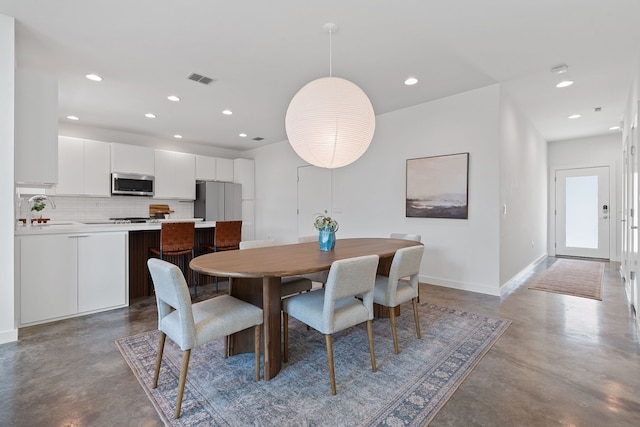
[18,232,128,326]
[20,235,78,324]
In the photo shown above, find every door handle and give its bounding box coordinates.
[631,226,638,229]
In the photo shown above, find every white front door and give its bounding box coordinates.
[297,166,332,238]
[556,166,610,259]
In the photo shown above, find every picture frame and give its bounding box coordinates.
[406,152,469,219]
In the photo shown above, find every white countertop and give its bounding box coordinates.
[15,219,216,236]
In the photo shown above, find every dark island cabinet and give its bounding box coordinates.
[128,227,215,299]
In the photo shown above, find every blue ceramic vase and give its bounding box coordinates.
[318,227,336,251]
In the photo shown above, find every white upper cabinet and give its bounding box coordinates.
[195,155,217,180]
[216,158,234,182]
[56,136,110,196]
[196,155,235,182]
[110,143,155,175]
[56,137,84,195]
[14,69,58,185]
[83,139,111,195]
[154,150,196,199]
[233,158,255,200]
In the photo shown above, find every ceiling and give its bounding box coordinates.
[2,0,640,152]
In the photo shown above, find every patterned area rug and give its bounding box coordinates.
[116,303,510,426]
[529,258,605,300]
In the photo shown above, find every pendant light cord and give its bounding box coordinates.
[329,28,333,77]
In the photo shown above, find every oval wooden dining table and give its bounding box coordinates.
[189,237,422,380]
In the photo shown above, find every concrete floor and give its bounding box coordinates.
[1,257,639,426]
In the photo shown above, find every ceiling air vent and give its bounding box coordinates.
[252,137,264,141]
[187,73,214,85]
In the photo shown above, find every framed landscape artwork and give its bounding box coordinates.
[406,152,469,219]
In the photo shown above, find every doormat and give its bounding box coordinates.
[529,258,605,300]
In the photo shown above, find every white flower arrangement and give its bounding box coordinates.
[313,214,339,232]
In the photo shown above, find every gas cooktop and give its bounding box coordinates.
[109,217,152,224]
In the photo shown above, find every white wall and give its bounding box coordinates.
[0,14,17,344]
[547,133,622,261]
[499,88,548,289]
[248,85,504,295]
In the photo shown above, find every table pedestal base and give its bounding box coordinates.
[228,276,282,381]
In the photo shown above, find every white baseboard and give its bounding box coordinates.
[419,274,501,297]
[499,254,547,297]
[0,328,18,344]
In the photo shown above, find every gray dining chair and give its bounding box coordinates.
[239,239,313,297]
[297,235,330,287]
[282,254,379,395]
[390,233,422,242]
[147,258,263,419]
[372,245,424,354]
[389,233,422,302]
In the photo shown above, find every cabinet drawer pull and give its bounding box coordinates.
[68,234,90,238]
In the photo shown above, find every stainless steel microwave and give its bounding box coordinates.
[111,173,154,196]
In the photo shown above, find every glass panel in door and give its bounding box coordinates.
[556,166,610,259]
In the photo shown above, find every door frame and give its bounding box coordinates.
[548,162,617,260]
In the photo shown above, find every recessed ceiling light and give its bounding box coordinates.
[173,134,183,139]
[67,115,79,120]
[145,113,156,119]
[167,95,181,102]
[404,77,418,86]
[610,126,621,131]
[556,80,574,88]
[568,114,581,119]
[85,74,102,82]
[222,109,233,115]
[239,133,248,138]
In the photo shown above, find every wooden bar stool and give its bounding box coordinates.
[201,220,242,293]
[149,222,197,297]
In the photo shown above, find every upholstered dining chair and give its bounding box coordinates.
[390,233,422,242]
[149,221,197,296]
[389,233,422,302]
[282,254,379,395]
[202,220,242,293]
[239,239,313,297]
[297,235,330,287]
[372,245,424,354]
[147,258,263,419]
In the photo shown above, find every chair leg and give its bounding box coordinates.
[254,324,262,381]
[390,306,399,354]
[191,249,197,298]
[325,334,337,395]
[412,297,422,339]
[366,320,377,373]
[175,349,191,419]
[153,332,166,388]
[283,312,289,363]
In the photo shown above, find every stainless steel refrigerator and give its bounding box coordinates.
[194,181,242,221]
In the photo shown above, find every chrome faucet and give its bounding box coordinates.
[26,194,56,227]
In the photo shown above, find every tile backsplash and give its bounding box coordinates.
[16,195,194,222]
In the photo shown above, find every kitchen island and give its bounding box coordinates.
[15,219,216,326]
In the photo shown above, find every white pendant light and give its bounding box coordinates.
[285,23,375,169]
